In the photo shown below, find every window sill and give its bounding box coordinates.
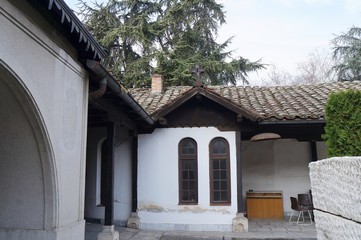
[210,202,231,206]
[178,202,198,205]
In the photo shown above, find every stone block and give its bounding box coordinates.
[309,157,361,222]
[127,212,140,229]
[314,210,361,240]
[232,213,248,232]
[98,225,119,240]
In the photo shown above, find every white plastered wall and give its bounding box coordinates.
[0,1,88,239]
[137,127,238,231]
[85,127,133,226]
[242,139,326,216]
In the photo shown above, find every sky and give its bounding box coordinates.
[64,0,361,85]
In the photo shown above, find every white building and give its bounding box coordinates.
[3,0,361,239]
[129,78,361,231]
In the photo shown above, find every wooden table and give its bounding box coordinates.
[246,191,284,219]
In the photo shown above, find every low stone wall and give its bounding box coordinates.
[309,157,361,240]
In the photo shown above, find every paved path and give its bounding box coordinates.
[85,220,317,240]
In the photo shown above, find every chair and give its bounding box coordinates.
[298,193,314,221]
[289,196,313,224]
[298,193,313,208]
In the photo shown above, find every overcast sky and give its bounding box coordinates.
[65,0,361,85]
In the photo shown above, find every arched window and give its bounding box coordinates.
[178,138,198,204]
[209,138,231,205]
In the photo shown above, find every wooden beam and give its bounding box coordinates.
[104,123,115,226]
[131,135,138,212]
[236,131,244,213]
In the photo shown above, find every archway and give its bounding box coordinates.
[0,62,57,239]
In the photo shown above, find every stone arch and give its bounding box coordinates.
[0,61,58,232]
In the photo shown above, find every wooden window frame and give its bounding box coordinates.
[209,137,231,205]
[178,138,198,205]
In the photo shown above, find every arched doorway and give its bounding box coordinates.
[0,62,57,239]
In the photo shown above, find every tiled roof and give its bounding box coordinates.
[129,81,361,121]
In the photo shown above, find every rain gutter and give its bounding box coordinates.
[86,60,154,126]
[258,119,326,125]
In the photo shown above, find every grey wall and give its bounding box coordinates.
[242,139,326,216]
[85,126,133,226]
[1,1,89,239]
[0,73,45,230]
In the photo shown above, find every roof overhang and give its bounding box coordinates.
[28,0,106,61]
[240,119,326,141]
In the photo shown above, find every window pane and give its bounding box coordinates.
[189,146,195,154]
[214,181,220,190]
[190,192,197,201]
[213,140,226,154]
[213,170,219,179]
[189,181,195,190]
[189,171,195,179]
[182,171,188,179]
[182,160,188,170]
[188,160,195,170]
[213,160,219,169]
[214,192,220,201]
[220,160,226,169]
[221,181,227,190]
[181,141,195,155]
[221,170,226,179]
[221,191,227,201]
[182,191,189,201]
[182,181,188,190]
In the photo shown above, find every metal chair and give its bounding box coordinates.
[289,196,313,224]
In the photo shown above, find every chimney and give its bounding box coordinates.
[151,74,163,94]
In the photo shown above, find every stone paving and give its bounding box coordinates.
[85,219,317,240]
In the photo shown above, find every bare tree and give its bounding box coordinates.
[261,49,335,86]
[292,49,336,85]
[261,64,293,86]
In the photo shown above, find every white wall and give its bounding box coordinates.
[85,128,106,220]
[242,139,326,216]
[137,127,238,231]
[85,127,133,226]
[114,135,133,225]
[0,1,88,239]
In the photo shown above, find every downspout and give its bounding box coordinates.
[86,60,154,125]
[89,78,107,101]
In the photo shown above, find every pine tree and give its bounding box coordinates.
[332,26,361,81]
[79,0,264,87]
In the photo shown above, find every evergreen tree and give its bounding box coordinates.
[332,26,361,81]
[79,0,264,87]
